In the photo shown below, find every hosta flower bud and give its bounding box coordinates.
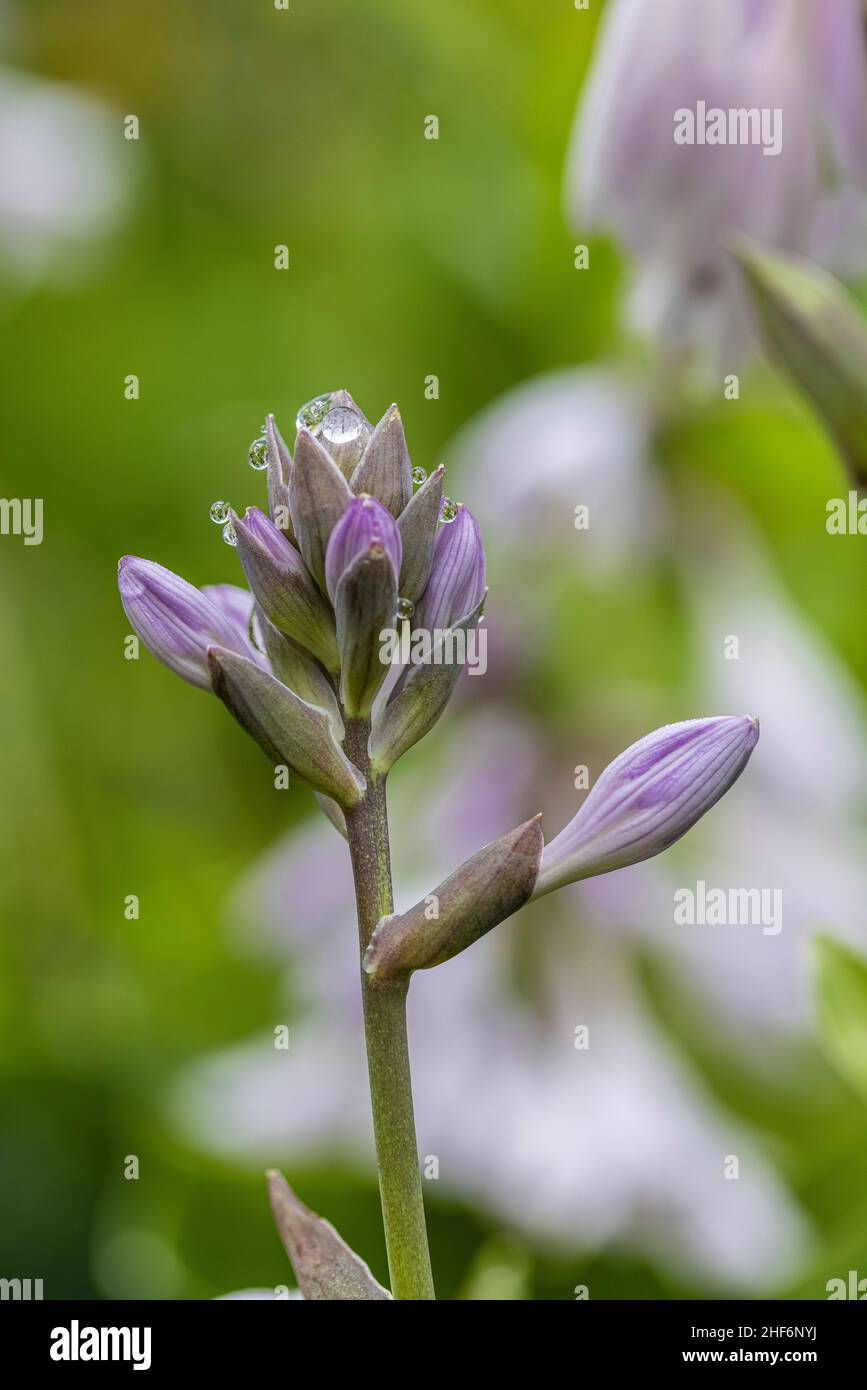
[349,404,413,518]
[267,1170,391,1300]
[263,413,293,537]
[324,495,402,605]
[334,544,398,719]
[208,647,365,808]
[289,427,353,592]
[533,715,759,898]
[255,608,344,740]
[732,238,867,485]
[414,504,486,632]
[363,816,544,979]
[369,596,486,774]
[118,557,255,691]
[233,506,339,674]
[200,583,263,656]
[397,464,444,604]
[314,389,372,478]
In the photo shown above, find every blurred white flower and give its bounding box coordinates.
[450,366,665,575]
[567,0,867,360]
[0,65,135,285]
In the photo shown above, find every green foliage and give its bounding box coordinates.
[814,937,867,1107]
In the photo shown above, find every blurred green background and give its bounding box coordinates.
[1,0,867,1301]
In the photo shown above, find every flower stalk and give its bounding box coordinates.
[118,387,758,1300]
[343,718,435,1301]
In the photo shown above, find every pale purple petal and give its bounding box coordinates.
[118,556,251,690]
[241,505,298,566]
[324,495,402,603]
[201,583,269,671]
[568,0,867,360]
[534,716,759,895]
[415,504,486,631]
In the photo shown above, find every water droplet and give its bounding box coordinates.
[296,392,334,433]
[222,520,237,547]
[440,496,459,523]
[248,608,265,655]
[248,437,270,470]
[210,500,231,524]
[321,405,363,446]
[396,597,414,621]
[411,466,427,486]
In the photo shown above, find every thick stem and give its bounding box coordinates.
[344,718,435,1300]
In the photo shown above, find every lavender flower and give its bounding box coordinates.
[118,394,486,798]
[534,716,759,897]
[368,716,758,978]
[118,557,262,690]
[324,495,402,605]
[232,506,339,674]
[414,503,486,632]
[120,389,760,1299]
[568,0,867,358]
[348,404,412,517]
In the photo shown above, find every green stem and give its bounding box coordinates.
[344,718,435,1301]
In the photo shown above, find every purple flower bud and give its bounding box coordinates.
[240,503,292,560]
[364,816,544,979]
[414,503,486,632]
[263,413,293,537]
[118,556,252,691]
[233,507,339,673]
[289,428,353,593]
[208,648,365,807]
[324,495,402,605]
[533,715,760,897]
[397,463,444,603]
[201,583,268,669]
[349,404,412,517]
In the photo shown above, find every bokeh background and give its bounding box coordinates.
[2,0,867,1301]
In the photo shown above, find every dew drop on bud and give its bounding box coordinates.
[210,500,231,524]
[396,596,414,621]
[411,466,427,486]
[321,405,363,446]
[248,437,270,470]
[440,496,459,522]
[296,392,334,433]
[222,520,237,546]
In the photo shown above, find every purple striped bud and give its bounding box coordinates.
[324,495,402,605]
[288,428,353,593]
[349,404,412,517]
[200,583,269,670]
[233,507,339,673]
[118,556,253,691]
[240,503,294,563]
[533,715,760,897]
[415,504,486,632]
[263,413,293,537]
